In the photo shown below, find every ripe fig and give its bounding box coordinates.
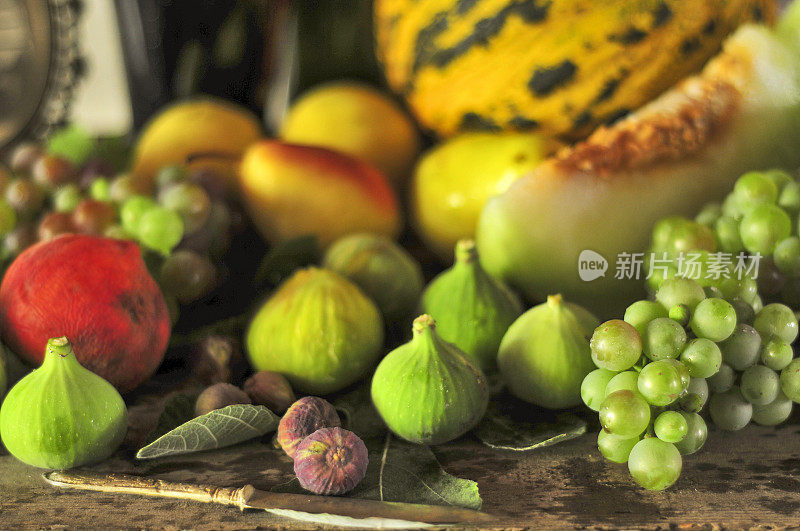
[371,315,489,445]
[277,396,341,458]
[194,383,251,417]
[0,337,128,469]
[243,371,296,413]
[293,427,368,495]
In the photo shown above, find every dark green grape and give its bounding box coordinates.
[774,236,800,276]
[760,338,794,371]
[668,304,690,326]
[740,365,780,406]
[605,371,641,398]
[654,411,688,443]
[581,368,617,412]
[690,298,737,342]
[720,324,761,371]
[638,360,683,406]
[599,390,650,438]
[121,195,157,236]
[752,295,764,313]
[708,386,752,431]
[159,182,211,234]
[729,297,755,326]
[160,249,217,304]
[674,412,708,455]
[627,438,682,491]
[0,199,17,237]
[756,259,785,298]
[138,206,184,256]
[695,202,722,227]
[718,276,758,305]
[704,286,725,299]
[5,178,44,220]
[597,430,640,464]
[655,277,705,312]
[52,183,82,213]
[679,377,709,413]
[624,300,668,336]
[753,303,799,344]
[739,204,791,255]
[715,215,745,253]
[732,171,778,209]
[780,359,800,403]
[590,320,642,372]
[680,338,722,378]
[643,318,686,361]
[763,169,794,192]
[707,363,736,393]
[751,391,794,426]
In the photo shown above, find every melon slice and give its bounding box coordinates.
[477,19,800,318]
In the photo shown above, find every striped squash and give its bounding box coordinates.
[374,0,776,139]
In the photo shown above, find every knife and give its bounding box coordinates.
[43,470,494,528]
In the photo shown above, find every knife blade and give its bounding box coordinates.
[43,470,494,527]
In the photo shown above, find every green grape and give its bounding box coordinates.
[774,237,800,276]
[708,386,752,431]
[668,221,717,256]
[779,180,800,211]
[137,206,184,256]
[715,215,744,253]
[674,412,708,455]
[680,338,722,378]
[627,438,682,491]
[643,318,686,361]
[668,304,690,326]
[158,182,211,234]
[689,298,737,342]
[739,203,791,255]
[581,369,618,412]
[752,295,764,313]
[654,411,688,443]
[638,360,683,406]
[605,371,641,397]
[0,199,17,238]
[732,171,778,209]
[704,286,725,299]
[89,177,111,202]
[160,250,218,304]
[760,338,794,371]
[717,276,758,305]
[651,217,686,250]
[655,277,706,311]
[645,259,678,293]
[752,391,794,426]
[664,359,690,393]
[720,324,761,371]
[756,259,785,298]
[695,202,722,227]
[753,303,799,344]
[599,390,651,438]
[708,363,736,393]
[103,224,131,240]
[52,183,82,213]
[763,169,794,192]
[590,320,642,372]
[624,300,668,336]
[597,430,640,464]
[121,195,157,236]
[780,359,800,403]
[740,365,780,406]
[679,377,709,413]
[730,297,755,326]
[156,165,187,189]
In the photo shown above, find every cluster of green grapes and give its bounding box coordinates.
[581,275,800,491]
[2,141,237,314]
[645,169,800,303]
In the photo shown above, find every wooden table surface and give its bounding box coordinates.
[1,391,799,530]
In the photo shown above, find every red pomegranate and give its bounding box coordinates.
[0,234,170,392]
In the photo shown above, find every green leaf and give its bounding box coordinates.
[274,434,482,511]
[136,404,278,459]
[331,385,387,440]
[254,235,320,289]
[47,125,96,165]
[144,392,199,444]
[473,394,586,452]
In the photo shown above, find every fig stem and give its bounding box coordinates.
[546,294,563,309]
[412,314,436,335]
[454,240,478,264]
[47,336,74,358]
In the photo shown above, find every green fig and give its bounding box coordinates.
[498,295,599,409]
[0,337,128,469]
[421,239,522,372]
[323,233,424,323]
[247,267,384,395]
[371,314,489,445]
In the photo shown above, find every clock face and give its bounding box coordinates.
[0,0,76,150]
